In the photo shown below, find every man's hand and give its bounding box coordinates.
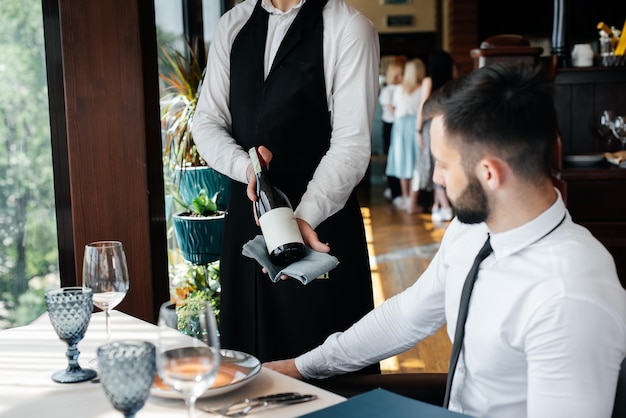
[263,359,303,379]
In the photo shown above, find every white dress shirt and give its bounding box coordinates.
[296,191,626,418]
[192,0,380,229]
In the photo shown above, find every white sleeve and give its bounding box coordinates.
[295,246,448,379]
[525,297,626,418]
[294,13,380,229]
[192,12,250,184]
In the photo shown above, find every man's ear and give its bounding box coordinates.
[476,156,507,191]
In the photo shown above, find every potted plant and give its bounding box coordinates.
[172,189,225,266]
[159,41,230,211]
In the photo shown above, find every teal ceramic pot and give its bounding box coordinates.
[173,212,225,265]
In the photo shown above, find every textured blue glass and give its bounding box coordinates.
[97,341,156,418]
[45,287,97,383]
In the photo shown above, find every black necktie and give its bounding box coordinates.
[443,236,493,408]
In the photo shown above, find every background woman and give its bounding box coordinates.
[385,58,426,214]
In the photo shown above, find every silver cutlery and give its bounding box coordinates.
[200,392,318,417]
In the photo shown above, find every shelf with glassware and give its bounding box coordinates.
[553,66,626,156]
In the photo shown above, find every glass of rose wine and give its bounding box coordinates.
[156,301,221,418]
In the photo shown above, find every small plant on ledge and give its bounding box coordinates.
[173,188,222,217]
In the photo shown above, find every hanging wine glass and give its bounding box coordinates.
[611,116,626,150]
[599,110,616,151]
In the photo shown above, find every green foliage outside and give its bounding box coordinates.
[0,0,59,328]
[169,260,221,328]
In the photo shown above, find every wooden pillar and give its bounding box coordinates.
[42,0,169,323]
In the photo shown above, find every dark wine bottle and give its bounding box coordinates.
[248,147,305,266]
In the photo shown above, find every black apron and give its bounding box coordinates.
[222,0,378,373]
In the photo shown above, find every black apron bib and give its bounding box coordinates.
[222,0,378,372]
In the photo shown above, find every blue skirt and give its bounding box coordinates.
[385,115,418,179]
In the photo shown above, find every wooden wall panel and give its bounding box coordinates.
[44,0,168,323]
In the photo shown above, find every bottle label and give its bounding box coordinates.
[259,207,304,253]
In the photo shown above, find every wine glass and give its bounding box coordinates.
[599,110,616,150]
[45,287,98,383]
[156,301,221,418]
[97,341,156,418]
[612,116,626,150]
[83,241,130,342]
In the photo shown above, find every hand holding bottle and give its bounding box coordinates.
[246,146,328,251]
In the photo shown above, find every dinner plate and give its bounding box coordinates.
[563,153,605,167]
[151,349,261,399]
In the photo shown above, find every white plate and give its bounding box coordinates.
[563,154,605,167]
[151,349,261,399]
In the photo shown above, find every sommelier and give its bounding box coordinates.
[192,0,380,371]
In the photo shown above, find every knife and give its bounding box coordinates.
[200,392,318,416]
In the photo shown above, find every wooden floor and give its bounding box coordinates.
[358,155,451,374]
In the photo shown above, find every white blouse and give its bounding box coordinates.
[392,84,423,119]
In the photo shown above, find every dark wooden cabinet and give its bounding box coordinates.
[555,67,626,287]
[561,166,626,287]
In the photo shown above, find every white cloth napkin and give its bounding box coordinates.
[242,235,339,284]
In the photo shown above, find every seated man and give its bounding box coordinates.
[265,63,626,418]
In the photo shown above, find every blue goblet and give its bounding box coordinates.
[45,287,97,383]
[97,341,156,418]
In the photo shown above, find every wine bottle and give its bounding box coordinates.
[248,147,305,266]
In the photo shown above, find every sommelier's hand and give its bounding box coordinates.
[263,359,303,380]
[297,219,330,254]
[246,145,330,280]
[246,146,273,207]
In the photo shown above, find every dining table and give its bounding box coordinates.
[0,309,346,418]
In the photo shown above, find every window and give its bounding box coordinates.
[155,0,222,302]
[0,0,58,329]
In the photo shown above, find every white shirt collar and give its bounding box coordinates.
[489,188,568,260]
[261,0,305,15]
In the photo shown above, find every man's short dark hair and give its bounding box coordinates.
[424,63,558,182]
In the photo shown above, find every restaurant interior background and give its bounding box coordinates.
[1,0,625,332]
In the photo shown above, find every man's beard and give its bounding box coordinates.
[453,174,489,224]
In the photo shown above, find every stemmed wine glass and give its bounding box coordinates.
[83,241,130,342]
[599,110,616,150]
[613,116,626,150]
[97,341,156,418]
[45,287,98,383]
[600,110,626,150]
[156,301,221,418]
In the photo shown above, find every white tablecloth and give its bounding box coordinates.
[0,310,345,418]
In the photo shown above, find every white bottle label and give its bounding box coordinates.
[259,207,304,253]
